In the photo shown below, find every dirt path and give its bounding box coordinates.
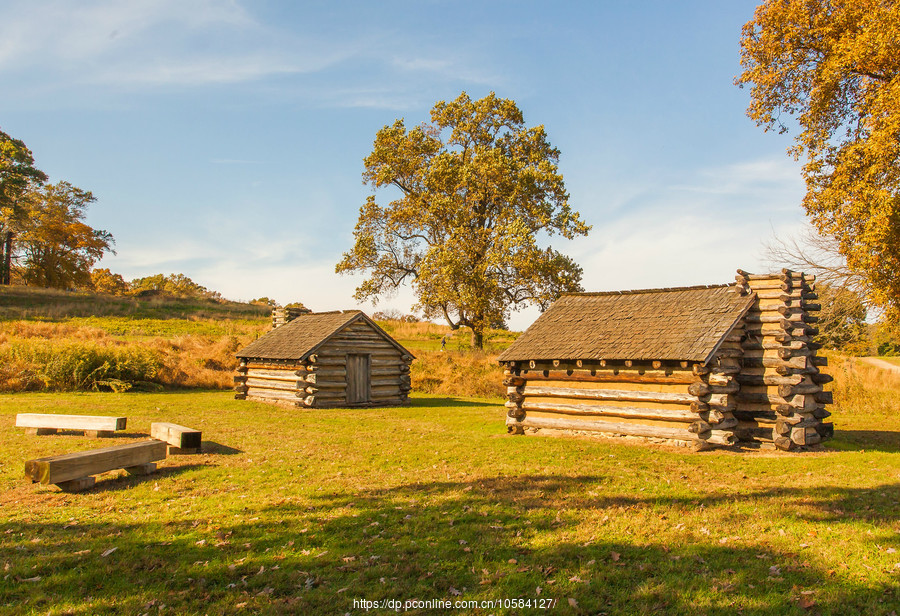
[860,357,900,373]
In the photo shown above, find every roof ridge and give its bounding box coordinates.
[564,283,734,297]
[298,309,362,316]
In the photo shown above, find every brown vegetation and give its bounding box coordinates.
[0,320,260,392]
[410,349,504,399]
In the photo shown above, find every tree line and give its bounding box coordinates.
[0,129,224,302]
[0,129,113,290]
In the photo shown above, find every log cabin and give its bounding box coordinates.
[499,270,833,451]
[234,310,414,408]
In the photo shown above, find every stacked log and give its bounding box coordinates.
[504,367,526,434]
[503,360,719,445]
[272,306,311,329]
[685,323,743,448]
[311,318,413,407]
[733,269,834,450]
[233,357,310,408]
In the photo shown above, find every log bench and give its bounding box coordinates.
[16,413,127,438]
[150,422,202,454]
[24,440,167,492]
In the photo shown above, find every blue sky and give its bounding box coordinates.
[0,0,807,329]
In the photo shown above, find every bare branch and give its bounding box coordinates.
[763,223,868,295]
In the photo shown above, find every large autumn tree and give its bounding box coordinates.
[336,92,590,348]
[14,182,114,289]
[0,129,47,284]
[737,0,900,318]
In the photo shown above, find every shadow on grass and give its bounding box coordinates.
[3,475,900,615]
[21,431,149,440]
[202,441,242,455]
[77,463,207,495]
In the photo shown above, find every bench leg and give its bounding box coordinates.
[124,463,157,476]
[167,446,201,455]
[56,477,96,492]
[25,428,58,436]
[84,430,115,438]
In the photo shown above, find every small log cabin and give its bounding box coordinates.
[234,310,414,408]
[498,270,833,451]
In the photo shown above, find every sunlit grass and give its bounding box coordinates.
[1,381,899,615]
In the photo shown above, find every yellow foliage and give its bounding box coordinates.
[337,92,589,348]
[738,0,900,318]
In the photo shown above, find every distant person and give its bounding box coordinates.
[440,336,446,352]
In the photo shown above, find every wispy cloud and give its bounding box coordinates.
[0,0,503,103]
[669,158,803,199]
[0,0,360,90]
[560,155,808,306]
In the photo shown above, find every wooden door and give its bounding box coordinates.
[346,354,371,404]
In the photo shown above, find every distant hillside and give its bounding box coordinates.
[0,286,269,321]
[0,287,518,396]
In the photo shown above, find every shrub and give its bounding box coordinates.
[0,339,162,391]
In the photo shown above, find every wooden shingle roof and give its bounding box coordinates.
[236,311,412,361]
[498,285,754,364]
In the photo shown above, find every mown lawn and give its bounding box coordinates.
[1,390,899,615]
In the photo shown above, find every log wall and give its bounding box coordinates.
[734,269,834,450]
[502,353,742,449]
[234,319,412,408]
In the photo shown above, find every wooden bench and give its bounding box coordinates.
[16,413,127,438]
[24,440,167,492]
[150,422,202,454]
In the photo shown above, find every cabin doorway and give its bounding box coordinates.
[346,353,371,404]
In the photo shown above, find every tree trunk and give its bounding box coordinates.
[0,231,11,285]
[471,326,484,350]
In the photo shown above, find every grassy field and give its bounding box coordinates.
[1,354,900,616]
[2,287,900,614]
[878,356,900,367]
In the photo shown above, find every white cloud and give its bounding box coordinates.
[564,156,807,298]
[0,0,252,68]
[0,0,501,99]
[668,157,803,202]
[0,0,358,89]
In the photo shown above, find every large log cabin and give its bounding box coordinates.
[234,310,413,408]
[499,270,833,451]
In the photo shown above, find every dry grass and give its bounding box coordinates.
[0,285,269,321]
[411,350,505,399]
[826,353,900,424]
[377,319,451,341]
[0,320,264,392]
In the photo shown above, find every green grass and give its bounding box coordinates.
[0,286,268,322]
[62,316,265,339]
[397,338,514,352]
[2,391,900,615]
[878,356,900,366]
